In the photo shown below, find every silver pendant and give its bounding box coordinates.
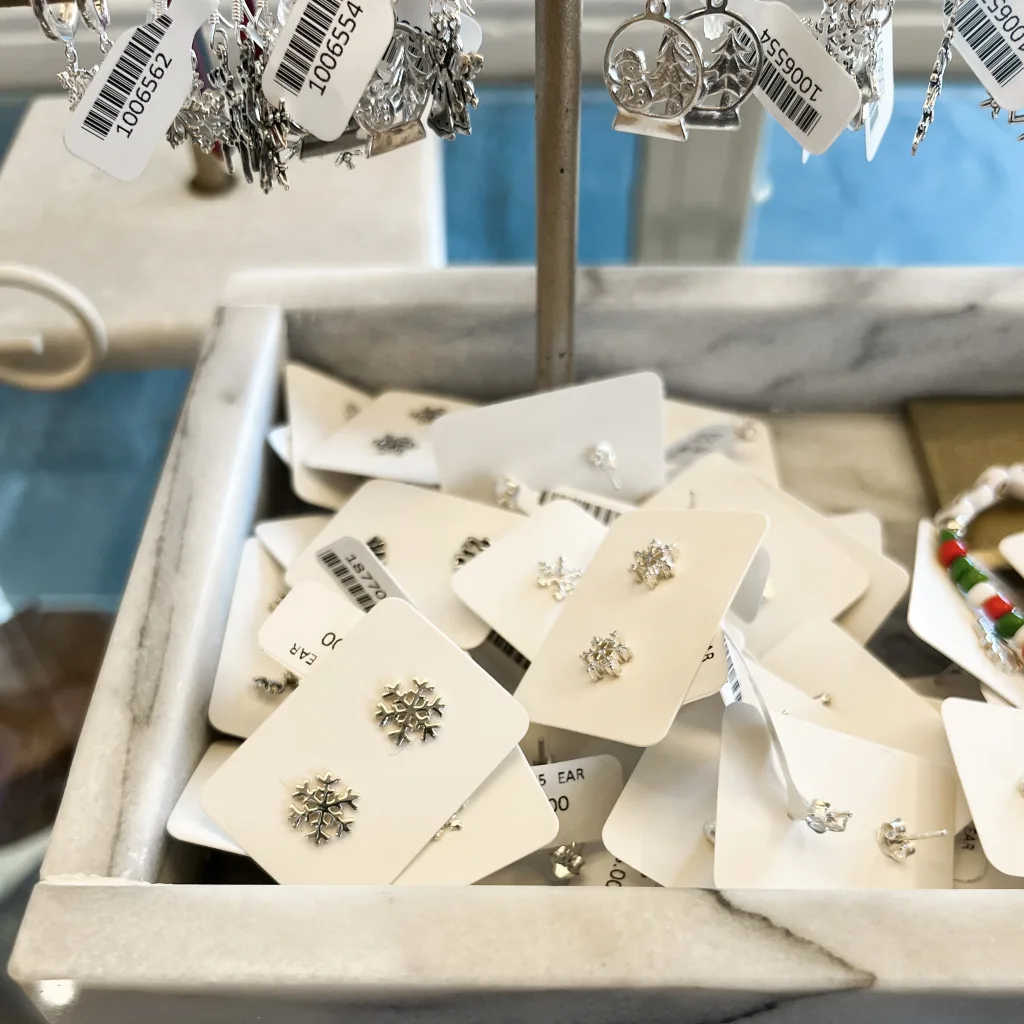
[376,679,445,746]
[604,0,704,139]
[289,773,358,844]
[911,0,961,154]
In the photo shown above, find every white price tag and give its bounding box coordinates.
[864,18,894,161]
[263,0,396,141]
[731,0,861,155]
[64,0,216,180]
[948,0,1024,110]
[532,754,624,847]
[316,536,412,611]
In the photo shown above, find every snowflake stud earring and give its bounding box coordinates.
[376,679,445,746]
[804,799,852,834]
[373,434,418,455]
[537,556,583,601]
[366,535,388,563]
[253,670,299,696]
[586,443,622,490]
[580,631,633,680]
[453,536,491,569]
[289,773,358,845]
[550,842,585,883]
[409,406,448,424]
[629,539,679,588]
[495,475,522,511]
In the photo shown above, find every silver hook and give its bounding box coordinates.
[32,0,80,44]
[76,0,111,51]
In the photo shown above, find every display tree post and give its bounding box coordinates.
[534,0,582,390]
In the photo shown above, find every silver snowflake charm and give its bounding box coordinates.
[433,805,466,841]
[550,842,585,883]
[289,772,358,845]
[409,406,448,424]
[804,799,852,834]
[586,442,621,490]
[453,536,491,569]
[376,679,445,746]
[629,539,680,589]
[373,434,418,455]
[579,631,633,681]
[537,556,582,601]
[253,670,299,696]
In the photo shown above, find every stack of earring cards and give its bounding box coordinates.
[168,361,1008,892]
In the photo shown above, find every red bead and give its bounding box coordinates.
[938,539,967,567]
[984,595,1015,621]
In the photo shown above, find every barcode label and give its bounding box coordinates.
[318,547,376,610]
[485,630,531,671]
[274,0,344,94]
[758,60,821,135]
[951,0,1024,86]
[81,16,172,139]
[538,490,623,526]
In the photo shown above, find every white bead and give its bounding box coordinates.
[966,484,998,513]
[1008,465,1024,501]
[976,466,1011,492]
[966,581,999,608]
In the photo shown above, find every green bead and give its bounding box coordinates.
[948,556,974,583]
[938,529,960,544]
[996,612,1024,639]
[958,567,989,593]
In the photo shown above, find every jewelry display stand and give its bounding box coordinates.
[12,4,1024,1023]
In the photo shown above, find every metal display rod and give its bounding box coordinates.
[534,0,581,390]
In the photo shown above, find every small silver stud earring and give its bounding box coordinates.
[877,818,948,861]
[537,556,582,600]
[629,539,679,588]
[805,799,852,834]
[366,535,387,563]
[409,406,448,425]
[587,442,621,490]
[453,536,491,569]
[811,692,832,706]
[550,842,585,883]
[703,820,716,846]
[495,475,522,511]
[254,671,298,696]
[580,631,633,680]
[373,434,417,455]
[433,805,466,841]
[289,773,358,845]
[376,679,445,746]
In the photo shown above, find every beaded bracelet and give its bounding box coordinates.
[935,465,1024,672]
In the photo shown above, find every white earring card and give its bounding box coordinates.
[168,742,244,855]
[431,373,666,504]
[255,514,331,572]
[286,480,522,649]
[202,600,530,885]
[514,509,768,747]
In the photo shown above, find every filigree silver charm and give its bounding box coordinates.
[586,443,622,490]
[373,434,418,455]
[289,773,358,844]
[580,631,633,680]
[409,405,448,424]
[629,540,679,588]
[604,0,704,128]
[453,536,491,569]
[550,842,586,882]
[537,557,583,601]
[254,670,299,696]
[804,799,852,834]
[376,679,445,746]
[877,818,948,861]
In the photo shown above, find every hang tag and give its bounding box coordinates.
[284,363,368,511]
[267,425,292,467]
[729,0,862,155]
[208,539,295,739]
[258,580,363,680]
[202,600,530,884]
[64,0,217,180]
[306,390,474,486]
[947,0,1024,111]
[452,501,608,662]
[829,511,884,554]
[864,18,894,161]
[255,514,332,571]
[315,536,411,611]
[263,0,396,141]
[515,509,768,746]
[432,373,666,505]
[394,748,557,885]
[908,520,1024,708]
[999,530,1024,577]
[168,742,245,855]
[715,703,956,889]
[532,754,624,848]
[287,481,521,649]
[646,455,869,654]
[942,698,1024,878]
[602,695,724,888]
[535,485,635,526]
[394,0,483,53]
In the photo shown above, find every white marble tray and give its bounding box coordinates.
[11,267,1024,1023]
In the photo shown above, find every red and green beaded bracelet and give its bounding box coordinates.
[935,464,1024,664]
